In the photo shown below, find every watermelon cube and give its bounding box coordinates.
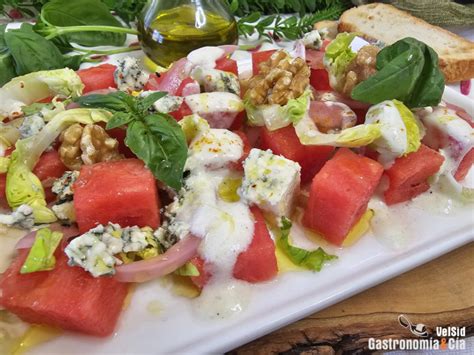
[260,125,334,183]
[0,250,129,336]
[384,145,444,205]
[303,148,383,245]
[33,150,67,182]
[74,159,160,233]
[233,207,278,283]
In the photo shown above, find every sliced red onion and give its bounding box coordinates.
[115,235,201,283]
[444,102,473,126]
[15,231,37,250]
[461,80,471,96]
[219,45,238,56]
[314,90,371,110]
[154,57,190,96]
[15,224,80,250]
[290,40,306,61]
[181,81,201,96]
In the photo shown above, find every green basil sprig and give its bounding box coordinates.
[76,92,188,190]
[351,37,445,109]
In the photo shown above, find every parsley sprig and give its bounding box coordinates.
[237,3,347,41]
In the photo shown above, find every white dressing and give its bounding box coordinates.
[187,46,225,69]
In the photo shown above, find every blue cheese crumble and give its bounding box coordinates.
[65,223,158,277]
[240,148,301,217]
[114,57,148,92]
[146,94,184,114]
[0,204,35,229]
[51,171,79,224]
[191,67,240,95]
[19,114,45,139]
[302,30,323,50]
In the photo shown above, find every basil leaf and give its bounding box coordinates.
[126,113,187,190]
[76,91,136,113]
[0,53,15,86]
[106,112,135,130]
[63,54,85,70]
[351,42,424,106]
[41,0,126,47]
[138,92,168,113]
[4,26,64,76]
[351,38,444,108]
[277,217,337,271]
[404,44,445,108]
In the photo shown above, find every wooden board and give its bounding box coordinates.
[231,242,474,354]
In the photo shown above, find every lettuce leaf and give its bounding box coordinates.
[175,262,200,277]
[294,113,381,147]
[21,228,63,274]
[365,100,421,160]
[245,89,312,130]
[323,33,356,91]
[277,217,337,272]
[0,68,83,118]
[0,156,9,173]
[6,109,111,223]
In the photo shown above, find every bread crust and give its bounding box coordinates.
[338,3,474,82]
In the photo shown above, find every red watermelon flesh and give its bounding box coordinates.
[384,145,444,205]
[260,125,334,183]
[233,207,278,283]
[303,148,384,245]
[189,256,211,289]
[74,159,160,233]
[0,174,7,209]
[0,249,129,337]
[33,150,67,182]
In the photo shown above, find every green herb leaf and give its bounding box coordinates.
[351,37,445,108]
[138,92,167,113]
[4,24,64,76]
[41,0,127,47]
[126,113,188,190]
[106,112,135,130]
[76,91,136,113]
[277,217,337,271]
[21,228,63,274]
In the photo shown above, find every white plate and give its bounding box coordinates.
[26,68,474,353]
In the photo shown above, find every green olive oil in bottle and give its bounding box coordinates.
[138,0,238,67]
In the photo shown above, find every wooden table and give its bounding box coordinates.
[232,242,474,354]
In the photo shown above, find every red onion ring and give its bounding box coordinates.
[15,224,80,250]
[461,80,471,96]
[115,235,201,283]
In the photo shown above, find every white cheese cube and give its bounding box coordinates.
[240,148,301,217]
[186,129,243,171]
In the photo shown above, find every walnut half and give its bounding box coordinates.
[59,124,123,170]
[246,51,310,106]
[341,45,380,97]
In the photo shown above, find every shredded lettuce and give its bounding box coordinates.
[6,109,111,223]
[175,262,200,277]
[0,118,23,151]
[0,157,9,173]
[323,33,357,91]
[245,89,312,130]
[0,68,84,118]
[294,113,381,147]
[277,217,337,272]
[20,228,63,274]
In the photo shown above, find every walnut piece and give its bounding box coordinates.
[246,51,310,106]
[341,45,379,97]
[59,124,122,170]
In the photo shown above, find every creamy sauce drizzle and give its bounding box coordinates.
[172,128,255,318]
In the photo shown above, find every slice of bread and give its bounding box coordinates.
[338,3,474,83]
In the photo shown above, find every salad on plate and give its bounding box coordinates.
[0,22,473,352]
